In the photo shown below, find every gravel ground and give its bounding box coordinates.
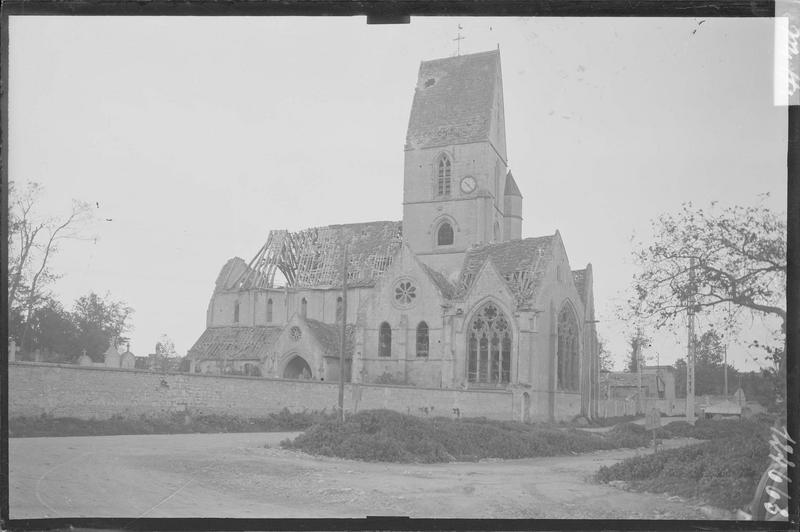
[9,431,729,519]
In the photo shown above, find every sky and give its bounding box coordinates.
[9,16,787,371]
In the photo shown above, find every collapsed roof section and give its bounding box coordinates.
[231,221,403,290]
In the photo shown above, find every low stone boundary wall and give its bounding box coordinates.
[598,398,686,418]
[8,362,518,421]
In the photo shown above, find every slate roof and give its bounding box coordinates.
[459,235,556,302]
[419,261,457,299]
[304,319,355,359]
[406,50,500,149]
[504,171,522,197]
[188,326,282,361]
[572,269,587,305]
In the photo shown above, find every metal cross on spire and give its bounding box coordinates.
[454,24,466,56]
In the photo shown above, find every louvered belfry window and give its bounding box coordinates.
[437,155,452,196]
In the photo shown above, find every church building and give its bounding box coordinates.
[188,49,600,421]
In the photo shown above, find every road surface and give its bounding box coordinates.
[9,431,724,519]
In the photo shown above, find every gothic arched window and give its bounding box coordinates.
[557,304,580,391]
[467,303,512,384]
[336,296,343,323]
[437,222,454,246]
[266,298,273,323]
[437,155,452,196]
[379,322,392,357]
[416,321,429,357]
[233,301,240,324]
[300,297,307,318]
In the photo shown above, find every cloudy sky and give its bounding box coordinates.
[9,16,786,370]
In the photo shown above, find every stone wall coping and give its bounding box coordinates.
[8,361,512,395]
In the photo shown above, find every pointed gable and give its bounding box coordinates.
[459,235,556,301]
[406,50,505,155]
[504,170,522,197]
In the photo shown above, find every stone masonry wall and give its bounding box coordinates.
[8,362,514,421]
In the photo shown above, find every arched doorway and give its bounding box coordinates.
[283,355,312,380]
[467,302,512,385]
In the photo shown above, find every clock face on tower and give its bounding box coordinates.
[460,175,477,194]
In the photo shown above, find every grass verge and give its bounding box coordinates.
[10,409,336,437]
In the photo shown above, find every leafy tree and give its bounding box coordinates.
[25,298,79,362]
[598,338,615,372]
[627,198,786,373]
[7,181,93,349]
[626,330,650,373]
[151,334,178,372]
[72,292,134,361]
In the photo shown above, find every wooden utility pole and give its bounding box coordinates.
[636,327,643,414]
[338,241,348,423]
[686,257,696,423]
[723,343,728,399]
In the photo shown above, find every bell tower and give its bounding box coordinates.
[401,49,520,278]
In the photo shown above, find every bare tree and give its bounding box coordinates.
[626,197,786,369]
[7,181,93,347]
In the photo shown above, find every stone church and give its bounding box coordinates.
[188,49,600,420]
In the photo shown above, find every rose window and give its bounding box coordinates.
[289,326,302,341]
[394,280,417,306]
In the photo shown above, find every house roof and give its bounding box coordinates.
[188,326,282,361]
[458,235,556,302]
[304,319,355,359]
[406,50,500,150]
[504,171,522,197]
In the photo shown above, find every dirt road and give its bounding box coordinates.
[10,432,721,519]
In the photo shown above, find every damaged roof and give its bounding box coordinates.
[406,50,500,150]
[304,319,355,359]
[188,326,282,361]
[458,235,556,302]
[233,221,402,290]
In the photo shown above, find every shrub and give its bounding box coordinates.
[281,409,662,463]
[595,433,771,511]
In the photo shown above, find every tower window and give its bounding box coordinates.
[266,298,273,322]
[437,155,452,196]
[301,297,307,318]
[416,322,429,357]
[336,296,343,323]
[233,301,240,324]
[379,322,392,357]
[437,222,454,246]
